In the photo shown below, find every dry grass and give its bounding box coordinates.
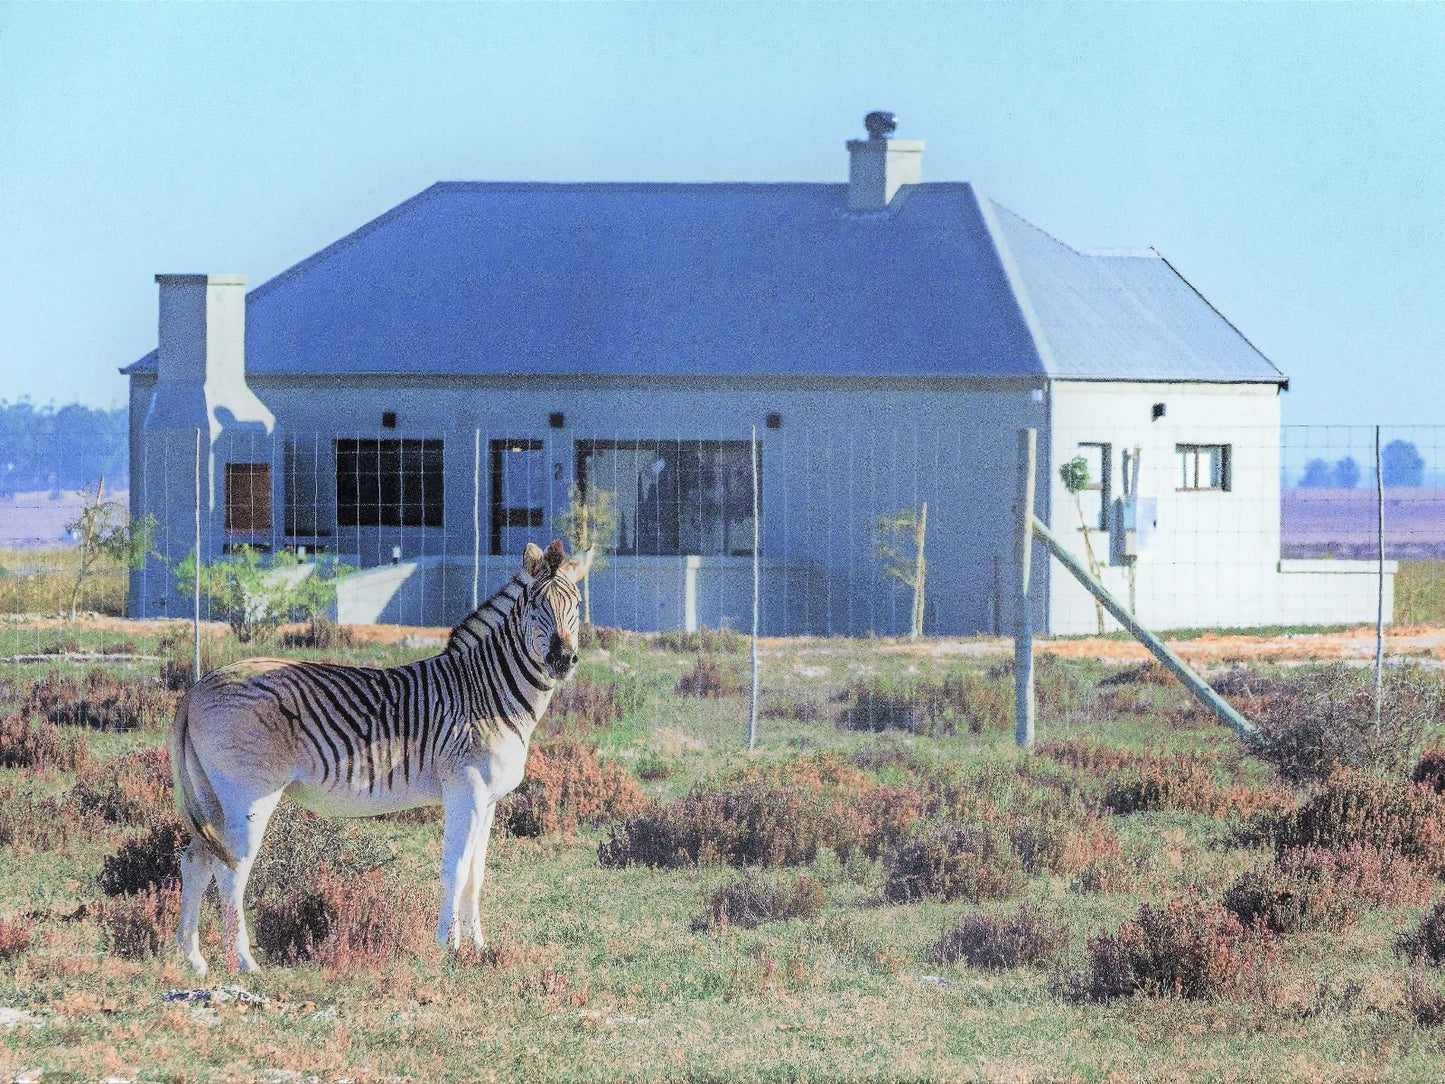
[8,620,1445,1081]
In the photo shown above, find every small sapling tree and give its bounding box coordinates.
[175,547,353,644]
[554,483,618,626]
[1059,457,1107,634]
[64,478,156,620]
[874,502,928,639]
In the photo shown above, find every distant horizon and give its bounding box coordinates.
[4,3,1442,424]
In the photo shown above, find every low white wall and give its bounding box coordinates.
[329,554,827,633]
[1275,559,1396,628]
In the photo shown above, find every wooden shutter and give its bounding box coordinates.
[225,463,272,532]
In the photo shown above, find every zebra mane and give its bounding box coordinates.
[444,572,534,654]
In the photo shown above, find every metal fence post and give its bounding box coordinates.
[193,428,202,684]
[1014,428,1037,749]
[472,428,482,610]
[1375,424,1385,736]
[749,425,760,752]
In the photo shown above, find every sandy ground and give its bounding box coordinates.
[10,612,1444,666]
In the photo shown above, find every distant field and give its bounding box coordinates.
[0,488,130,550]
[1283,487,1445,559]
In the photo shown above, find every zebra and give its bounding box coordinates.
[169,538,592,975]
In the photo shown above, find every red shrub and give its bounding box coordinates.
[253,865,428,971]
[1273,769,1445,875]
[1067,899,1279,1001]
[930,903,1071,970]
[882,822,1026,904]
[0,711,88,771]
[69,746,173,826]
[1102,755,1281,819]
[1412,748,1445,793]
[1223,844,1430,935]
[0,915,34,960]
[99,884,181,960]
[0,785,74,852]
[697,872,826,930]
[100,818,189,896]
[26,668,178,731]
[1396,901,1445,966]
[498,739,648,837]
[676,657,744,698]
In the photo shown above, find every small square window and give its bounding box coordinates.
[766,413,782,430]
[381,412,397,429]
[549,412,566,429]
[1176,444,1231,491]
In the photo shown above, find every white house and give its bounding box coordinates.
[121,116,1391,636]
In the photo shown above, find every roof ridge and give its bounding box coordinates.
[971,186,1056,377]
[987,198,1161,260]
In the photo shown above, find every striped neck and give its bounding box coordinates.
[445,572,532,655]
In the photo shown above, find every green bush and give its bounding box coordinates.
[174,548,354,644]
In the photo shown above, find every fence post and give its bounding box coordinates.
[749,425,760,752]
[1375,424,1385,736]
[472,428,482,610]
[1014,428,1037,749]
[193,428,202,684]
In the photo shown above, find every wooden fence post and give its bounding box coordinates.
[1014,428,1037,749]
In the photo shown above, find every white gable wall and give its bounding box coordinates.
[1046,380,1389,635]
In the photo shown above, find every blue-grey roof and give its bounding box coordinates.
[984,200,1284,383]
[123,181,1284,385]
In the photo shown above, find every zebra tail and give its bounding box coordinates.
[170,691,239,871]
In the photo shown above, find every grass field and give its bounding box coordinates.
[4,619,1445,1082]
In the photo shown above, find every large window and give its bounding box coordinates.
[491,439,546,557]
[335,439,444,527]
[224,463,271,533]
[1176,443,1231,492]
[576,439,759,557]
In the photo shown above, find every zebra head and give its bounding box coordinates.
[520,539,594,682]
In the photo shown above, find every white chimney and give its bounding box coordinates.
[846,111,923,210]
[143,274,273,439]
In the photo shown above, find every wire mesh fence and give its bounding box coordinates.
[1,417,1442,748]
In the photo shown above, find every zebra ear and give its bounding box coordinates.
[521,543,545,577]
[561,547,594,584]
[544,538,566,573]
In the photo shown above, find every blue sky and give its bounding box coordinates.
[2,2,1441,425]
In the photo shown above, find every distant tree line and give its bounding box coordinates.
[1298,440,1427,489]
[0,400,127,497]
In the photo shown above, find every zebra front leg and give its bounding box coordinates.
[436,784,484,950]
[461,801,498,951]
[177,838,217,976]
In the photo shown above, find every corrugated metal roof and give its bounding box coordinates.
[122,181,1284,385]
[984,200,1285,384]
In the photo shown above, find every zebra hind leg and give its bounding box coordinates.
[177,837,217,976]
[211,785,285,972]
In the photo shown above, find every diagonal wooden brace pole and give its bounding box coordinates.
[1029,513,1257,739]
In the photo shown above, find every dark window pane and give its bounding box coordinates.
[334,439,444,527]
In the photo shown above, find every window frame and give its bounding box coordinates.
[574,438,761,558]
[1175,443,1231,492]
[489,438,546,557]
[1074,441,1112,530]
[334,438,445,529]
[224,462,272,534]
